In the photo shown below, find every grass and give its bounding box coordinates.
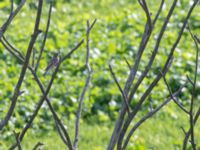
[1,102,200,150]
[0,1,200,150]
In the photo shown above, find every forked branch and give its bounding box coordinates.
[73,19,97,150]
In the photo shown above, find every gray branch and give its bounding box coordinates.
[73,19,96,150]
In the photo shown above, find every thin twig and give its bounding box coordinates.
[32,48,36,67]
[2,35,24,60]
[35,2,53,72]
[183,108,200,150]
[13,131,22,150]
[56,122,69,146]
[152,0,165,25]
[194,35,200,43]
[181,126,187,136]
[138,0,152,29]
[32,142,44,150]
[187,75,195,87]
[0,39,25,63]
[124,57,131,70]
[0,0,26,38]
[160,71,189,114]
[109,64,130,114]
[124,0,153,96]
[73,19,96,150]
[61,39,84,63]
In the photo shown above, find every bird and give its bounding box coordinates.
[43,52,60,76]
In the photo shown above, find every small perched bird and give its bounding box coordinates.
[43,52,60,76]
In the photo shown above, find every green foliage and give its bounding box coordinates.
[1,103,200,149]
[0,0,200,148]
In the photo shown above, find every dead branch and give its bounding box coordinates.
[73,19,96,150]
[0,0,43,130]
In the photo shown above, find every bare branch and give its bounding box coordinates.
[138,0,152,29]
[35,2,53,72]
[117,1,199,139]
[4,39,83,149]
[0,38,25,63]
[0,0,26,38]
[122,83,186,150]
[152,0,164,25]
[124,57,131,70]
[182,24,199,150]
[32,142,44,150]
[181,126,187,136]
[2,7,84,150]
[187,75,195,87]
[56,123,69,146]
[128,0,177,104]
[124,0,198,128]
[0,0,43,130]
[160,71,189,114]
[9,59,74,150]
[117,56,173,150]
[107,1,177,149]
[73,19,96,150]
[183,108,200,150]
[194,35,200,44]
[61,39,84,63]
[109,64,130,114]
[21,60,62,145]
[13,131,22,150]
[10,56,74,150]
[124,0,153,95]
[32,48,36,67]
[1,1,85,149]
[2,35,24,60]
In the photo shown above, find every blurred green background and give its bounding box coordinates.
[0,0,200,149]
